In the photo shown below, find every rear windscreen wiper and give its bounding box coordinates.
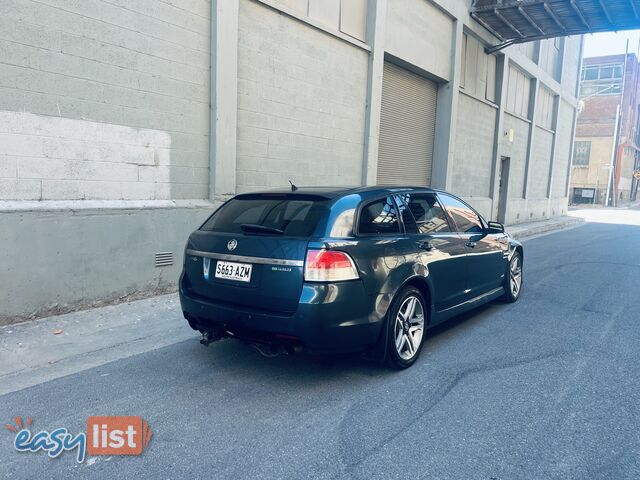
[240,224,284,235]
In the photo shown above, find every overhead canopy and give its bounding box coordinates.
[471,0,640,51]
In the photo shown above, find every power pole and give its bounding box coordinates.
[606,104,620,207]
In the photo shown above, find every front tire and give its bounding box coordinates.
[386,287,427,369]
[502,251,523,303]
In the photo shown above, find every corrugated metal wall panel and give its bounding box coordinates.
[377,62,437,186]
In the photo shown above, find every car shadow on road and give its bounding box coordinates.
[426,302,496,337]
[183,300,500,383]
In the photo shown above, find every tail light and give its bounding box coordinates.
[304,249,359,282]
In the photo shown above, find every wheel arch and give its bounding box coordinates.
[369,274,435,363]
[398,275,434,326]
[509,238,523,258]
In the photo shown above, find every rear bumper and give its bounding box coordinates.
[179,273,383,353]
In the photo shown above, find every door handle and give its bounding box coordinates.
[466,241,477,248]
[417,241,434,251]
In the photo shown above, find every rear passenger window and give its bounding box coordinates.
[358,197,400,235]
[395,193,451,234]
[438,194,484,233]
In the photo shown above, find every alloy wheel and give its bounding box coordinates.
[510,254,522,298]
[394,295,425,361]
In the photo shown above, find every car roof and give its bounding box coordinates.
[239,185,439,199]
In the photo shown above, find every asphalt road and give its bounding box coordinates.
[2,211,640,480]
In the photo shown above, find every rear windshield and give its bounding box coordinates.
[200,195,329,237]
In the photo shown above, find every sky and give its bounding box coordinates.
[583,30,640,58]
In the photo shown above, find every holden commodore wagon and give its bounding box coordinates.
[179,186,523,368]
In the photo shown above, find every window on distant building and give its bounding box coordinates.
[573,141,591,166]
[580,63,624,97]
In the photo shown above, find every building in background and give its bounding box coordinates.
[0,0,582,320]
[571,53,640,205]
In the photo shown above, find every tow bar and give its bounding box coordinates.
[199,329,304,356]
[199,329,225,346]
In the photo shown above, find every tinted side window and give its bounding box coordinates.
[358,197,400,235]
[395,193,451,234]
[438,194,484,233]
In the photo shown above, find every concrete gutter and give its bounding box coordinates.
[0,293,193,396]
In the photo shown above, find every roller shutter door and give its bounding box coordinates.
[377,62,437,186]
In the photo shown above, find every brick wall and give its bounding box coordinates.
[0,0,210,201]
[577,95,618,138]
[235,0,368,193]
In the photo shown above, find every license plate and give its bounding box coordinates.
[214,260,252,283]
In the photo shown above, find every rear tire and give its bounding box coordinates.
[502,251,523,303]
[385,287,427,369]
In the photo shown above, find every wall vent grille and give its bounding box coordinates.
[155,252,173,267]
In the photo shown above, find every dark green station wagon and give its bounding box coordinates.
[179,186,523,368]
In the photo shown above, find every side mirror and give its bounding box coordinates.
[487,221,505,234]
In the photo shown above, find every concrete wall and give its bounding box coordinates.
[0,0,584,320]
[0,202,215,321]
[539,39,562,81]
[502,113,530,200]
[530,127,554,199]
[512,41,537,63]
[385,0,453,81]
[235,0,368,192]
[552,100,576,198]
[0,0,214,320]
[0,111,173,200]
[270,0,368,42]
[0,0,211,201]
[562,38,582,98]
[451,93,497,214]
[450,34,581,225]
